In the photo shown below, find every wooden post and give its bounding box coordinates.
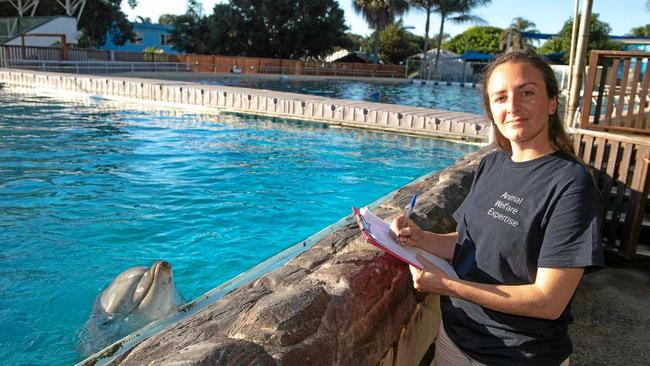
[579,51,599,129]
[565,0,581,110]
[20,34,26,60]
[61,34,68,61]
[566,0,593,127]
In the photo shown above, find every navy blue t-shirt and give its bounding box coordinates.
[442,150,604,365]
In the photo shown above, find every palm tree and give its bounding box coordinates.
[431,0,491,76]
[353,0,410,62]
[499,17,539,52]
[408,0,436,78]
[135,16,152,24]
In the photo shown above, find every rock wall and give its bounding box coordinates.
[109,147,492,366]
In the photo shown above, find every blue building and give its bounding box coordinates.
[101,22,177,54]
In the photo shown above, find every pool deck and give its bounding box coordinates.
[0,69,490,143]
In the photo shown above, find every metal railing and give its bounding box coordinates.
[0,59,189,74]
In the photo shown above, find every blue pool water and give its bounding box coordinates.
[202,77,485,114]
[0,89,476,365]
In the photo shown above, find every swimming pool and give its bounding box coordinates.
[200,77,485,114]
[0,88,476,365]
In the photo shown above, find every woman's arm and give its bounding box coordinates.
[411,254,584,320]
[390,214,457,260]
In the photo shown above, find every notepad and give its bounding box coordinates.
[353,206,458,278]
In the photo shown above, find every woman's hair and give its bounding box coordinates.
[480,50,575,157]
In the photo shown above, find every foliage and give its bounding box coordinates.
[169,1,208,53]
[443,26,502,55]
[173,0,350,59]
[353,0,409,59]
[498,17,538,52]
[630,24,650,37]
[144,47,164,54]
[0,0,137,48]
[344,33,368,52]
[538,13,624,64]
[158,14,177,25]
[378,22,422,64]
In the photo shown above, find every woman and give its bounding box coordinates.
[391,51,604,365]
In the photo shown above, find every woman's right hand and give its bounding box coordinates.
[390,214,426,248]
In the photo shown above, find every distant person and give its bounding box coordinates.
[391,51,604,365]
[230,65,241,74]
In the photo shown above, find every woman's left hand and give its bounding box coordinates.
[409,254,452,295]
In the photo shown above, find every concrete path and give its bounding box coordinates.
[0,69,490,143]
[570,255,650,365]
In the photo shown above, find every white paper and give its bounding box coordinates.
[360,207,458,278]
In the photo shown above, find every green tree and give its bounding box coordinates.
[538,13,624,64]
[0,0,137,47]
[443,25,502,55]
[378,21,422,64]
[344,33,368,52]
[158,14,177,25]
[353,0,410,61]
[630,24,650,36]
[192,0,349,59]
[169,0,208,53]
[431,0,492,75]
[499,17,538,52]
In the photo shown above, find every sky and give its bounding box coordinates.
[121,0,650,38]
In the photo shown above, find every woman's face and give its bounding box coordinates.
[486,62,557,147]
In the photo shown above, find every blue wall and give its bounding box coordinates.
[101,23,178,54]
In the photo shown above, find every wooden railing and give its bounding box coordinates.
[177,55,406,78]
[573,128,650,258]
[580,50,650,134]
[1,45,406,78]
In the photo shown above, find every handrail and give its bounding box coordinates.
[580,50,650,135]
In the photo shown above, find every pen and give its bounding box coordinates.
[402,193,417,229]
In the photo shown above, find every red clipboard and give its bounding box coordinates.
[352,206,424,269]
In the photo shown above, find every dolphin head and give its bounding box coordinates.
[98,261,183,321]
[81,261,184,357]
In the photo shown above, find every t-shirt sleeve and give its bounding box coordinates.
[538,177,605,270]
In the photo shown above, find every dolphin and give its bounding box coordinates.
[79,261,184,356]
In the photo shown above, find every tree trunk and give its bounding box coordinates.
[433,16,445,78]
[420,8,431,79]
[373,29,380,63]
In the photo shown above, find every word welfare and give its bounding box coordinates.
[487,192,523,228]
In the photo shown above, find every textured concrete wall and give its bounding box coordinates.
[0,69,490,142]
